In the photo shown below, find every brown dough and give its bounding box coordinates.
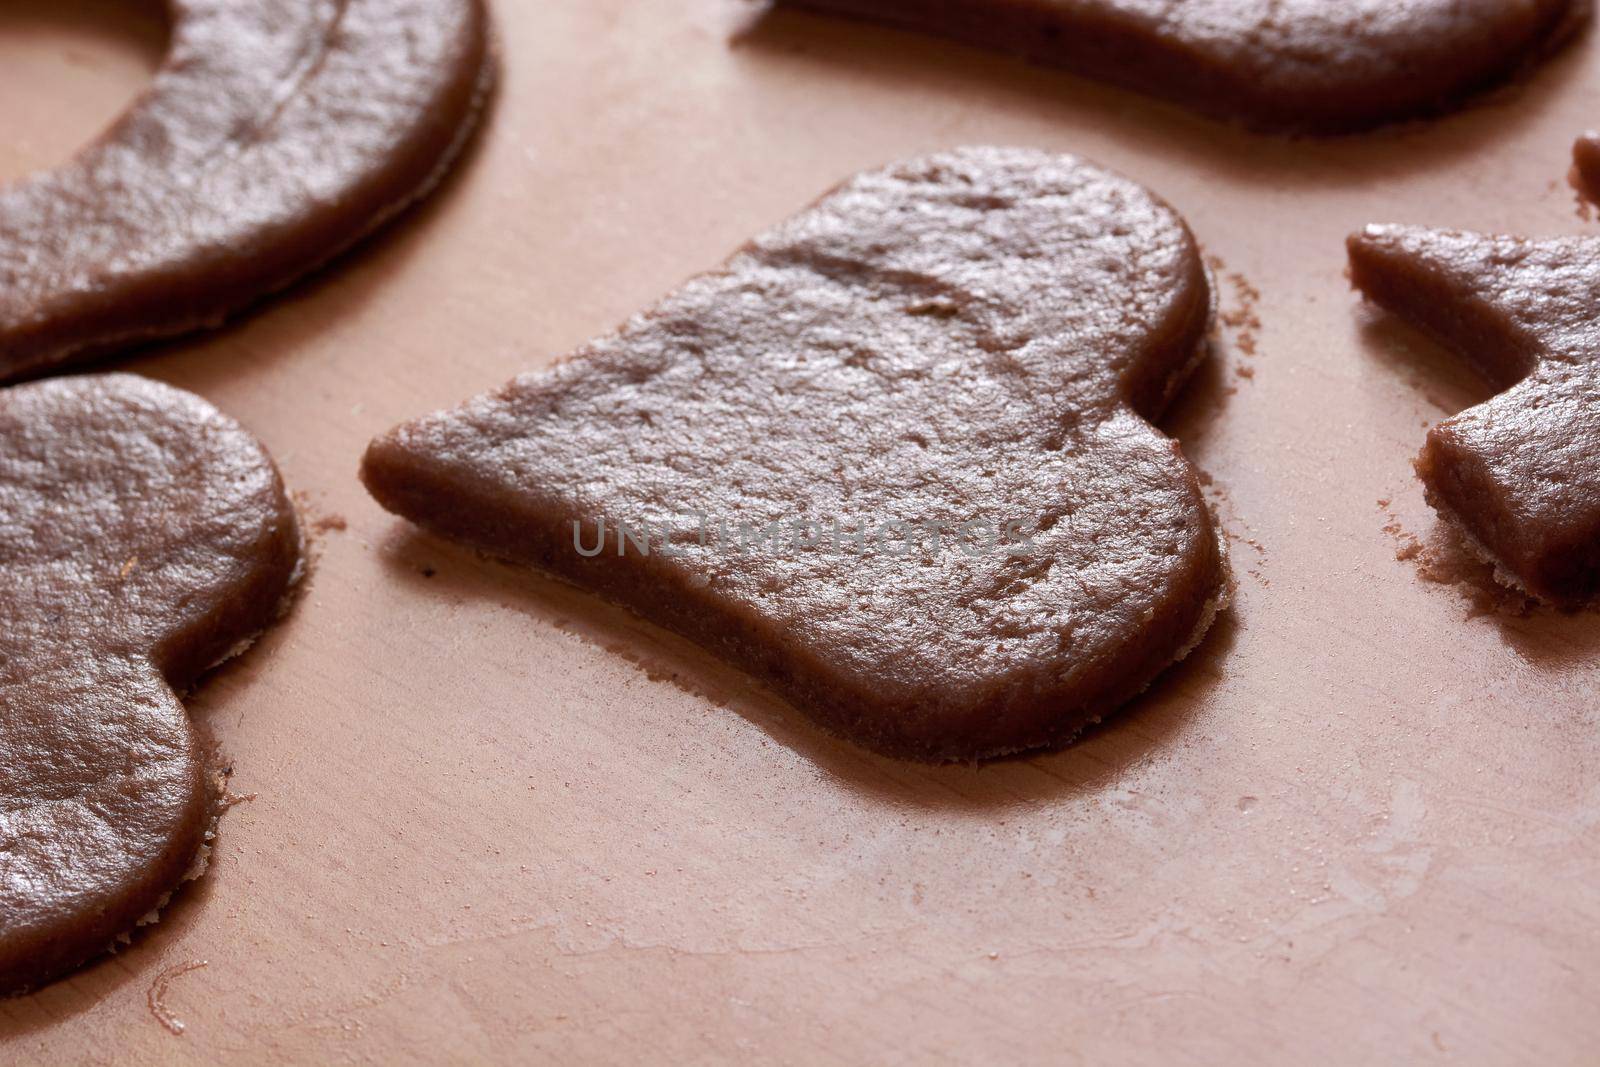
[1575,132,1600,202]
[362,147,1229,761]
[0,374,301,995]
[773,0,1586,133]
[1349,225,1600,605]
[0,0,493,383]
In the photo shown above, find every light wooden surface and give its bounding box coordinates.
[3,1,1600,1063]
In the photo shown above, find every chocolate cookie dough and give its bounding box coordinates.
[363,147,1228,760]
[0,0,493,383]
[773,0,1584,132]
[1575,132,1600,202]
[0,374,301,995]
[1349,225,1600,605]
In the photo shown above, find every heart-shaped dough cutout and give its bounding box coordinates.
[0,373,300,994]
[363,147,1229,760]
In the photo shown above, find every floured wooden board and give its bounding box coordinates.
[3,1,1599,1062]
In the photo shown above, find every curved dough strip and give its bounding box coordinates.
[0,0,493,381]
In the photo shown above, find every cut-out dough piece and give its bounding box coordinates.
[0,374,301,995]
[363,147,1229,761]
[774,0,1585,132]
[1575,132,1600,202]
[0,0,493,383]
[1349,225,1600,605]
